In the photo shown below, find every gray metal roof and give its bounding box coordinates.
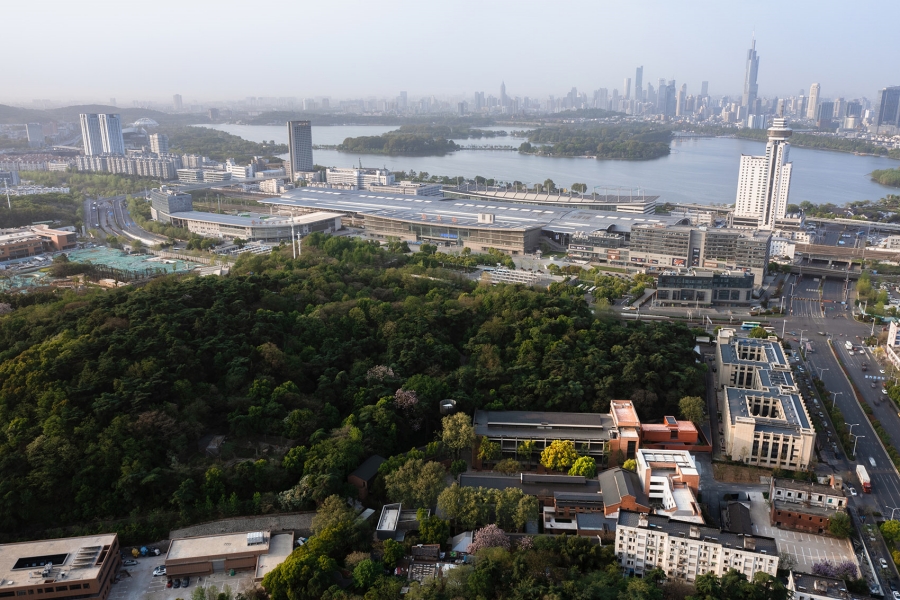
[473,409,615,441]
[350,455,385,483]
[598,468,648,507]
[170,210,340,228]
[260,189,691,234]
[459,472,600,496]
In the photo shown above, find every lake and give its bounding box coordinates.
[199,124,899,207]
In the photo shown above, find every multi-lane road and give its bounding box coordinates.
[782,272,900,589]
[83,195,166,246]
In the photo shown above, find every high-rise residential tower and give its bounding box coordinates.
[26,123,43,148]
[150,133,169,155]
[624,77,631,101]
[874,86,900,129]
[288,120,313,178]
[806,84,820,119]
[741,38,760,114]
[635,66,643,102]
[500,81,507,107]
[173,94,183,112]
[98,113,124,155]
[80,113,104,156]
[700,81,709,97]
[733,118,793,229]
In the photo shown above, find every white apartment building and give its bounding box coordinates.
[716,328,816,470]
[615,511,778,582]
[368,181,443,196]
[733,118,793,230]
[326,167,394,189]
[226,161,255,179]
[150,133,169,155]
[98,114,125,155]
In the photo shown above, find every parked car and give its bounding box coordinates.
[152,566,166,577]
[122,559,137,567]
[182,577,190,588]
[167,580,173,588]
[848,486,858,496]
[883,389,889,395]
[881,558,889,570]
[173,579,181,589]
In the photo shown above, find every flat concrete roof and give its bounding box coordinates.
[261,188,691,235]
[167,532,269,562]
[0,533,117,584]
[254,534,293,579]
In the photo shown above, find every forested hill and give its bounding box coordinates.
[0,236,703,538]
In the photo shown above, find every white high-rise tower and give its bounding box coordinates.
[79,114,103,156]
[733,118,793,229]
[806,83,820,119]
[98,114,124,155]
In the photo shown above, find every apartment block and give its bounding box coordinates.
[615,511,778,582]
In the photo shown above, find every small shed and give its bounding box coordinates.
[348,455,385,500]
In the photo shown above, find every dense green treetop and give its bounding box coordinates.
[0,234,703,539]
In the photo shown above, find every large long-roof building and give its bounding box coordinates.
[257,189,769,282]
[715,328,815,470]
[258,188,691,256]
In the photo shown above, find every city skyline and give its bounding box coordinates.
[3,0,899,104]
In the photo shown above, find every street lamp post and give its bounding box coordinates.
[847,423,859,438]
[799,329,808,345]
[852,434,864,457]
[816,367,829,380]
[887,506,900,521]
[831,391,843,409]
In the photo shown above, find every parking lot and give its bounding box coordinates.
[748,492,858,573]
[109,560,256,600]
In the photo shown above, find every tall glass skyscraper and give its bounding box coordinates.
[741,38,759,113]
[79,113,124,156]
[288,120,313,178]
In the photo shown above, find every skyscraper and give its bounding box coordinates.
[173,94,183,112]
[741,38,760,113]
[733,118,793,229]
[288,120,313,178]
[806,84,820,119]
[624,77,631,101]
[675,84,687,116]
[874,87,900,128]
[635,67,643,102]
[700,81,709,97]
[98,114,124,155]
[399,91,407,111]
[26,123,43,148]
[150,133,169,155]
[500,81,508,108]
[79,113,104,156]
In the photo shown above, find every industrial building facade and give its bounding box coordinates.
[656,270,755,307]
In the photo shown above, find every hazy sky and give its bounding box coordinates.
[5,0,899,105]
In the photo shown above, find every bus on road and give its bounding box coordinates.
[741,321,762,330]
